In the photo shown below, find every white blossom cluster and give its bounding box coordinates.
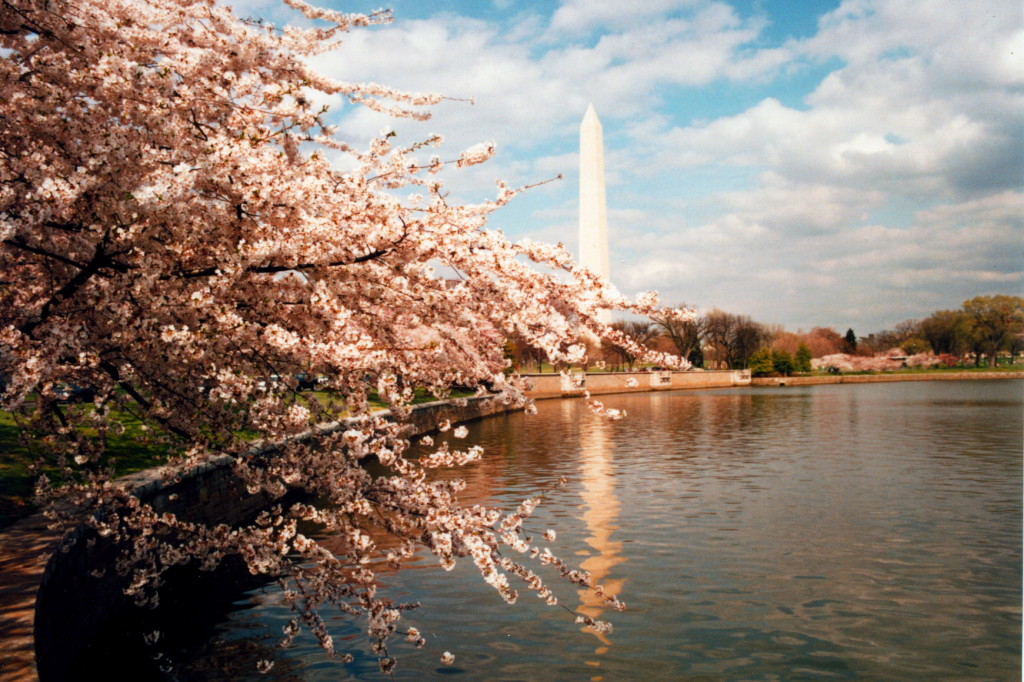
[0,0,664,673]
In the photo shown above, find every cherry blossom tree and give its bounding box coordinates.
[811,349,942,372]
[0,0,679,672]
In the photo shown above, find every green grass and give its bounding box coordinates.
[0,405,175,528]
[904,362,1024,373]
[0,411,42,526]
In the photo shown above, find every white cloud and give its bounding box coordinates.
[234,0,1022,330]
[806,0,1024,87]
[617,190,1023,330]
[549,0,706,34]
[644,53,1020,203]
[310,0,787,155]
[716,173,884,233]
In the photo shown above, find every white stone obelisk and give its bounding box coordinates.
[579,104,612,324]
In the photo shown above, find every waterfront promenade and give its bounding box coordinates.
[0,513,55,681]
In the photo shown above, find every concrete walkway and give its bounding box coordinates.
[0,513,56,682]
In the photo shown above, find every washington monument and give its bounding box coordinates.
[579,103,611,323]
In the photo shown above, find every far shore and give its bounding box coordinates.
[750,371,1023,387]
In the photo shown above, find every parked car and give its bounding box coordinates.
[294,373,326,391]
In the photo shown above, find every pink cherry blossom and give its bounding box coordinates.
[0,0,655,671]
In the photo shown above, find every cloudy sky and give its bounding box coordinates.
[236,0,1022,334]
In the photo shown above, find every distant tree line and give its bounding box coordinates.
[863,295,1024,368]
[504,294,1023,374]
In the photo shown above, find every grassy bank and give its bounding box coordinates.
[0,406,174,528]
[751,369,1023,387]
[832,364,1024,375]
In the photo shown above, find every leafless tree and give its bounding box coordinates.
[651,303,705,365]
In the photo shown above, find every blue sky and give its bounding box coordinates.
[233,0,1023,333]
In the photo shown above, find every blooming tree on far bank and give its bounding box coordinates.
[0,0,681,672]
[811,350,948,372]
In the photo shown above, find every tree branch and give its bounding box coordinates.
[98,359,193,441]
[19,239,111,336]
[4,237,90,270]
[166,248,389,280]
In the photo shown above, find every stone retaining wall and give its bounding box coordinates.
[522,369,750,398]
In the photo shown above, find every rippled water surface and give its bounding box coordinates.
[169,380,1022,680]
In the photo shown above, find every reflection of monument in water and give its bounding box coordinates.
[576,411,625,672]
[579,104,613,325]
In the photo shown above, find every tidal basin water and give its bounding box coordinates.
[168,380,1022,680]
